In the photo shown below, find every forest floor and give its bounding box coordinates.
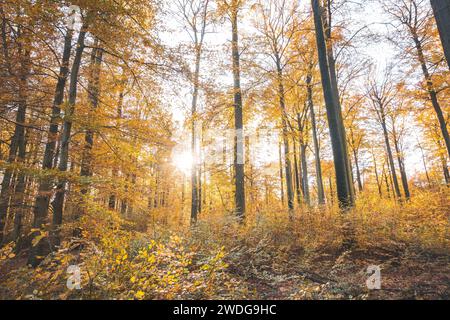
[223,242,450,300]
[1,236,448,300]
[0,190,449,300]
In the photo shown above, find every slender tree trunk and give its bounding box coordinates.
[300,143,310,206]
[328,175,334,205]
[322,0,355,203]
[382,162,391,199]
[311,0,353,209]
[351,138,363,192]
[275,58,294,212]
[442,156,450,185]
[412,32,450,160]
[417,142,431,185]
[190,52,200,224]
[372,150,382,197]
[48,26,88,250]
[231,6,246,219]
[198,159,202,214]
[31,29,73,244]
[0,39,29,244]
[380,119,402,200]
[392,127,410,199]
[80,42,103,199]
[10,122,29,242]
[307,72,325,204]
[109,77,126,210]
[181,174,185,210]
[431,0,450,69]
[292,138,302,206]
[245,136,254,212]
[279,140,285,206]
[0,110,25,244]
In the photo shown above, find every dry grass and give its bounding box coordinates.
[0,189,449,300]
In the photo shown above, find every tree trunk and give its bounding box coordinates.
[417,142,431,185]
[392,126,410,199]
[372,150,382,197]
[0,38,30,244]
[10,121,30,242]
[412,32,450,160]
[431,0,450,69]
[311,0,353,209]
[307,71,325,204]
[381,118,402,199]
[231,7,246,219]
[442,156,450,185]
[31,29,74,244]
[292,138,302,206]
[322,0,355,203]
[351,130,363,192]
[300,143,310,206]
[198,159,202,214]
[382,162,391,199]
[80,42,103,198]
[109,77,126,210]
[275,58,294,212]
[48,26,88,250]
[279,140,285,206]
[190,46,202,225]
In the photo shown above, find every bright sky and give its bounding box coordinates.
[161,0,427,177]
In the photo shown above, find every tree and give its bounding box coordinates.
[253,0,299,212]
[367,70,403,200]
[311,0,354,208]
[31,17,74,248]
[431,0,450,69]
[306,66,326,204]
[219,0,246,219]
[174,0,211,224]
[381,0,450,161]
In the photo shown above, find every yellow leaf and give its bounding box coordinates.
[135,291,145,300]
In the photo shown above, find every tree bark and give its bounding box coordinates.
[279,140,285,206]
[292,138,302,206]
[275,57,294,212]
[322,0,355,203]
[80,42,103,199]
[417,142,431,185]
[372,149,382,197]
[48,25,88,248]
[231,5,246,219]
[307,71,325,205]
[412,32,450,161]
[311,0,353,209]
[31,29,74,241]
[0,35,30,244]
[380,117,402,199]
[431,0,450,69]
[10,121,30,242]
[350,128,363,192]
[300,143,310,206]
[442,156,450,185]
[392,125,410,199]
[190,48,200,224]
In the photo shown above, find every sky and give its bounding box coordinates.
[160,0,427,177]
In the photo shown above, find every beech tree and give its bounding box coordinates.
[431,0,450,69]
[311,0,354,208]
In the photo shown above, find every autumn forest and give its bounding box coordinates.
[0,0,449,300]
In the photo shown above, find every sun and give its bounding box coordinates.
[172,151,193,175]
